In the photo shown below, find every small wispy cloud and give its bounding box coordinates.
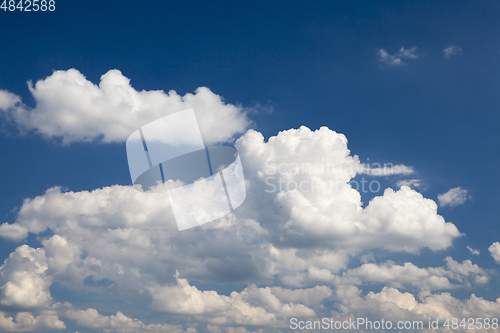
[438,187,470,207]
[397,178,423,189]
[359,164,414,176]
[467,246,480,256]
[443,45,463,58]
[377,47,418,67]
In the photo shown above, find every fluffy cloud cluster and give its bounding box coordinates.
[237,127,460,253]
[0,69,250,144]
[341,256,489,290]
[0,124,473,332]
[148,273,326,327]
[331,285,500,333]
[0,245,51,309]
[0,73,487,332]
[0,127,461,289]
[0,311,65,332]
[66,308,195,333]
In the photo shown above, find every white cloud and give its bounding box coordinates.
[0,81,474,333]
[42,235,87,287]
[0,90,20,110]
[238,127,459,253]
[377,47,418,67]
[0,185,179,238]
[273,185,461,253]
[341,256,489,290]
[0,311,65,331]
[0,69,250,144]
[0,223,29,242]
[396,178,423,189]
[489,242,500,263]
[65,308,194,333]
[207,327,270,333]
[443,45,463,58]
[0,245,52,309]
[332,285,500,333]
[148,273,318,326]
[358,164,414,176]
[438,187,470,207]
[467,246,480,256]
[0,127,462,297]
[0,235,108,310]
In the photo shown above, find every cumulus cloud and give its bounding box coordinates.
[0,245,52,309]
[66,308,193,333]
[42,235,88,287]
[0,127,462,297]
[377,47,418,67]
[333,285,500,333]
[0,311,65,331]
[0,88,474,332]
[438,187,470,207]
[0,235,113,312]
[238,127,459,253]
[489,242,500,263]
[272,185,460,253]
[443,45,463,58]
[0,223,29,242]
[341,256,489,291]
[206,327,265,333]
[0,185,179,238]
[0,90,20,110]
[148,273,320,326]
[180,282,500,333]
[0,69,250,144]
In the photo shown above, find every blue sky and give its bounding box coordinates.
[1,1,500,332]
